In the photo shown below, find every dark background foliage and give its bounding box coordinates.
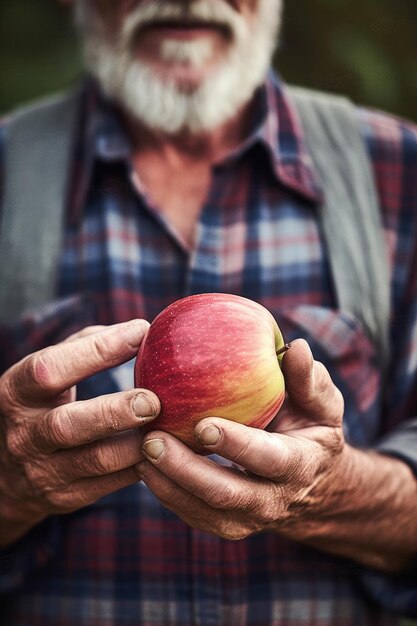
[1,0,417,121]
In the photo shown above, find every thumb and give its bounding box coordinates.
[281,339,344,425]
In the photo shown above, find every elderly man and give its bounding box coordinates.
[0,1,417,624]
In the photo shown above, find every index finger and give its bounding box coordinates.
[10,319,148,404]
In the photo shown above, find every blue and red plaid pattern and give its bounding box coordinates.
[1,73,417,624]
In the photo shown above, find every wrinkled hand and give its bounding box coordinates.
[137,339,346,541]
[0,320,160,547]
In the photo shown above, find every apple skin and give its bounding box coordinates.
[134,293,286,451]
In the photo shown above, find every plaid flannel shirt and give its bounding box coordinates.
[1,73,417,624]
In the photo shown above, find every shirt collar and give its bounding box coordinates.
[68,73,323,224]
[68,79,134,224]
[255,72,323,203]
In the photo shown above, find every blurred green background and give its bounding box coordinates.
[1,0,417,121]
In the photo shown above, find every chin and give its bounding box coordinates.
[87,46,269,135]
[81,1,281,135]
[148,63,213,97]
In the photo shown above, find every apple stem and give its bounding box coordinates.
[276,343,291,356]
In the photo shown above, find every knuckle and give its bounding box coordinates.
[99,396,124,433]
[42,408,73,448]
[205,481,240,510]
[90,334,116,365]
[228,437,252,466]
[24,352,56,392]
[83,445,113,475]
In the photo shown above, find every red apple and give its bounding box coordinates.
[134,293,287,451]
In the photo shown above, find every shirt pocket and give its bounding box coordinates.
[274,305,382,446]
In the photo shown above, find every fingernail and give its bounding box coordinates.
[123,320,148,348]
[133,392,157,422]
[197,424,221,446]
[143,439,164,461]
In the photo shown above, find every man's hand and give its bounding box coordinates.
[137,339,417,573]
[137,339,344,539]
[0,320,160,549]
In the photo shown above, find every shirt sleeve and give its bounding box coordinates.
[356,108,417,617]
[361,424,417,619]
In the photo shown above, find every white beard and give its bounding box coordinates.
[75,0,282,134]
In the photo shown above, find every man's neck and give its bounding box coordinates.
[120,98,255,249]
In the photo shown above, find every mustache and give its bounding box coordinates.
[118,0,245,45]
